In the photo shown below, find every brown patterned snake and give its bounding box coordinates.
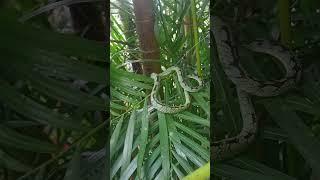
[150,66,202,114]
[211,16,301,160]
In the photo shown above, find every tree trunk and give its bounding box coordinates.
[133,0,161,75]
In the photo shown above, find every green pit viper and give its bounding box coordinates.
[211,16,302,161]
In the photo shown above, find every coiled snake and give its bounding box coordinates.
[150,66,202,114]
[212,16,301,160]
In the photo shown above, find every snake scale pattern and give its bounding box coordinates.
[150,66,202,114]
[211,16,302,160]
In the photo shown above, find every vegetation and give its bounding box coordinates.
[110,0,210,179]
[0,1,107,179]
[212,0,320,179]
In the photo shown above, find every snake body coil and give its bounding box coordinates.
[212,16,301,160]
[150,67,202,114]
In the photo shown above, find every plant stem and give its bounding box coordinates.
[278,0,291,47]
[191,0,202,77]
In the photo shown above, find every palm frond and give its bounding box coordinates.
[212,0,320,179]
[0,6,107,179]
[110,1,209,178]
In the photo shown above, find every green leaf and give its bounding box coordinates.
[262,127,288,142]
[215,164,285,180]
[0,125,57,153]
[158,112,170,179]
[0,149,31,172]
[171,138,206,167]
[0,11,106,62]
[137,100,149,179]
[63,148,81,180]
[229,158,296,180]
[148,157,162,179]
[111,88,138,104]
[119,156,138,180]
[167,115,188,160]
[174,121,209,147]
[0,79,84,130]
[110,115,124,159]
[191,93,210,116]
[121,111,136,173]
[25,71,106,111]
[284,95,320,116]
[264,99,320,178]
[174,112,209,127]
[175,132,209,160]
[172,151,193,174]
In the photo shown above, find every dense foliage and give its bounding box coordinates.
[0,1,107,180]
[212,0,320,179]
[110,0,210,179]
